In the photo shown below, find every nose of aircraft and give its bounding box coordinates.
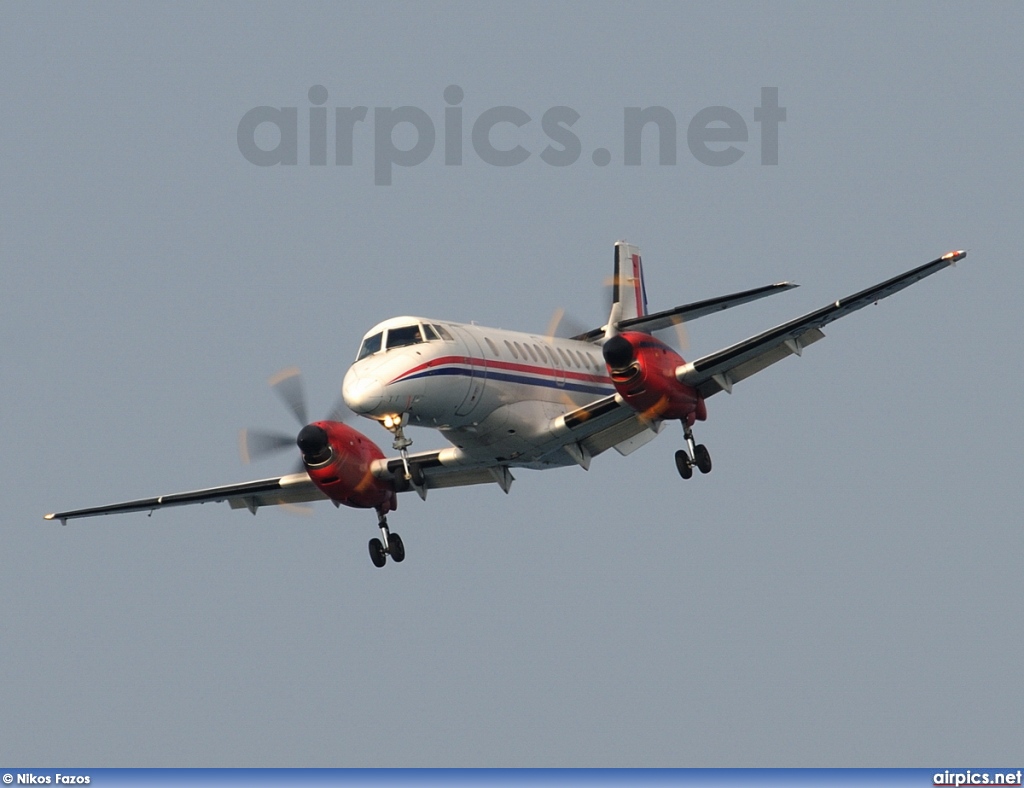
[342,372,384,414]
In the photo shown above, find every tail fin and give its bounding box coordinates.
[611,241,648,323]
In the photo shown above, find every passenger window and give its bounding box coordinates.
[386,325,424,350]
[525,344,538,362]
[505,340,519,359]
[356,332,383,360]
[485,337,500,357]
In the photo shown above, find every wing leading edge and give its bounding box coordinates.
[676,251,965,398]
[44,472,327,524]
[45,451,519,524]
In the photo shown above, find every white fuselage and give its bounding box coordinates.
[342,316,615,468]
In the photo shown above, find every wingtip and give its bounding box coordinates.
[43,513,54,520]
[941,250,966,262]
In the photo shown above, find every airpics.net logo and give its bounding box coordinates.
[236,85,786,185]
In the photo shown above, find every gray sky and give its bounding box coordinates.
[3,0,1022,767]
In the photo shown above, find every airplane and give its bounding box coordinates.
[45,241,966,567]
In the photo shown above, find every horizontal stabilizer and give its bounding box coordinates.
[573,281,798,343]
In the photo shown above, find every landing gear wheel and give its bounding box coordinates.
[694,444,712,474]
[675,449,693,480]
[389,532,405,563]
[368,537,387,568]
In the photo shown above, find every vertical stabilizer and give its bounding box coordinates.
[611,241,648,324]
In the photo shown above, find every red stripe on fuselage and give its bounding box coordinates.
[388,355,609,386]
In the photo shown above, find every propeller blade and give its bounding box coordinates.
[323,390,352,424]
[279,502,315,516]
[672,318,690,351]
[545,307,565,340]
[243,368,348,471]
[656,313,690,351]
[545,307,591,340]
[238,428,295,465]
[603,273,621,315]
[268,366,308,426]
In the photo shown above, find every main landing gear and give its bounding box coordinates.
[368,508,405,568]
[675,420,712,480]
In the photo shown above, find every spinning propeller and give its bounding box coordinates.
[601,271,689,350]
[547,289,689,351]
[238,366,350,465]
[545,307,590,342]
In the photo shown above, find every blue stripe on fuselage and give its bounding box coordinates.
[397,366,614,397]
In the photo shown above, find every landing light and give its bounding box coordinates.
[382,414,399,429]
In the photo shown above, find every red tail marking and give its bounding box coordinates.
[632,254,644,317]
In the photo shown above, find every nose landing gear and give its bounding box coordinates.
[382,413,415,482]
[675,420,712,479]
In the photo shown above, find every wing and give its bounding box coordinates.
[45,455,520,522]
[44,472,327,524]
[49,425,640,521]
[676,251,965,398]
[540,393,665,469]
[376,449,513,493]
[571,282,798,343]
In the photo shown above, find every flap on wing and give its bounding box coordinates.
[45,472,325,524]
[580,413,659,457]
[376,450,510,493]
[549,393,661,463]
[679,328,825,397]
[612,421,666,456]
[225,473,330,512]
[677,251,964,398]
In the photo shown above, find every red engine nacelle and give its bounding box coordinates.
[297,421,397,512]
[602,331,707,425]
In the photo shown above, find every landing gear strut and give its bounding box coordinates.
[382,413,414,481]
[675,421,712,479]
[368,508,405,568]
